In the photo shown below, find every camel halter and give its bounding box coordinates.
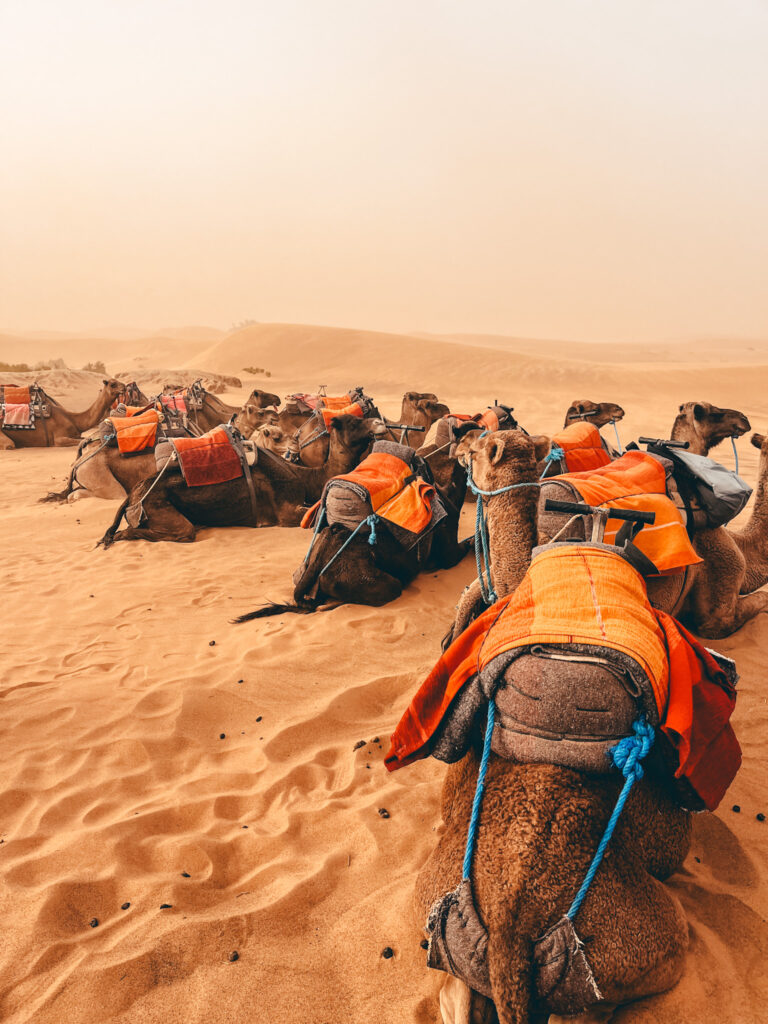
[466,455,540,605]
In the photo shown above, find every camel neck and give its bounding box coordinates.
[485,483,539,598]
[69,390,114,432]
[741,449,768,534]
[670,416,714,456]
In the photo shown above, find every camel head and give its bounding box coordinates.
[564,399,625,428]
[400,392,450,429]
[673,402,751,453]
[328,413,383,457]
[751,432,767,452]
[233,403,279,438]
[247,388,281,409]
[103,379,127,402]
[456,429,539,492]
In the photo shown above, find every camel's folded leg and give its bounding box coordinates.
[443,579,486,649]
[54,436,83,446]
[439,976,499,1024]
[548,1005,616,1024]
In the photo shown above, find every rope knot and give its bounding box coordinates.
[367,515,378,545]
[609,718,655,781]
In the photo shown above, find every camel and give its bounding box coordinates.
[249,423,296,458]
[414,430,691,1024]
[536,402,767,639]
[562,400,625,429]
[730,432,768,594]
[1,379,126,448]
[381,392,451,447]
[234,443,472,620]
[162,385,280,435]
[99,413,379,545]
[42,395,280,504]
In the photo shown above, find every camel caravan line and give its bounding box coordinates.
[7,375,765,1022]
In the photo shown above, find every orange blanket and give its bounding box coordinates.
[385,546,739,809]
[445,410,501,432]
[555,450,702,574]
[172,426,243,486]
[321,393,354,410]
[110,409,160,454]
[302,451,435,535]
[3,385,31,405]
[551,421,611,472]
[320,402,364,427]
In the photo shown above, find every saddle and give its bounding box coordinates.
[155,424,247,487]
[0,382,50,430]
[541,421,612,477]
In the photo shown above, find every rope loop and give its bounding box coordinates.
[610,419,625,456]
[462,700,496,880]
[539,444,565,480]
[731,435,740,476]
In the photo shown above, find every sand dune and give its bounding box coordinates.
[1,327,767,1023]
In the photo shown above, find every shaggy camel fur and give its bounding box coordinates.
[99,414,377,544]
[415,430,691,1024]
[415,430,692,1024]
[537,403,767,639]
[731,432,768,594]
[1,379,126,448]
[235,446,472,620]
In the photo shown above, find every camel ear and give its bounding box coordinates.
[531,434,551,461]
[576,403,586,414]
[693,402,708,421]
[487,437,505,465]
[751,433,765,449]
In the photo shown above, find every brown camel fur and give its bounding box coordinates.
[285,401,383,468]
[730,432,768,594]
[415,430,691,1024]
[537,403,768,639]
[1,379,126,448]
[179,387,279,435]
[381,392,451,447]
[562,400,625,430]
[99,413,377,544]
[43,403,279,504]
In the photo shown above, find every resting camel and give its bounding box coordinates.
[1,379,126,448]
[670,401,750,455]
[415,430,691,1024]
[43,393,280,503]
[235,444,472,619]
[164,385,280,435]
[99,413,379,545]
[562,399,625,429]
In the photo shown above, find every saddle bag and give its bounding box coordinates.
[648,445,752,528]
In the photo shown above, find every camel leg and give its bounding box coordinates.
[100,493,196,546]
[53,436,83,446]
[548,1005,616,1024]
[687,578,768,638]
[444,580,487,648]
[439,977,499,1024]
[428,521,474,571]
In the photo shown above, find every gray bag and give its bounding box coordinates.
[663,449,752,528]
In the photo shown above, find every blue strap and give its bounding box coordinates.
[318,514,378,576]
[566,717,655,920]
[731,436,739,476]
[462,700,496,880]
[539,444,565,480]
[610,419,624,456]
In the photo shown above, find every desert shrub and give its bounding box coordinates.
[0,361,32,372]
[82,360,107,374]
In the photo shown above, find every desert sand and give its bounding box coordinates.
[1,324,767,1023]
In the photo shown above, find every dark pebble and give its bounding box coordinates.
[237,679,244,684]
[353,740,365,751]
[694,857,701,864]
[181,872,191,878]
[121,903,131,910]
[160,904,172,909]
[371,737,380,744]
[381,947,394,959]
[732,804,741,813]
[209,640,216,646]
[242,825,249,829]
[256,716,262,723]
[89,594,94,598]
[420,939,429,950]
[89,918,99,928]
[378,808,390,819]
[220,733,226,739]
[229,951,239,962]
[757,813,765,822]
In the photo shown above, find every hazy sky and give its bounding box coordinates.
[2,0,767,341]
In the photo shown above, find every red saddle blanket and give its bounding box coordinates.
[162,393,188,414]
[172,427,243,487]
[3,386,31,405]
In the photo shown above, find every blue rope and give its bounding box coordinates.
[466,457,539,605]
[462,700,496,880]
[302,504,327,564]
[731,436,739,476]
[610,419,624,456]
[539,444,565,480]
[566,717,655,920]
[318,514,378,576]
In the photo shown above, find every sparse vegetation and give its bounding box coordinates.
[243,366,272,377]
[0,360,61,373]
[82,360,107,374]
[232,319,259,331]
[0,361,32,372]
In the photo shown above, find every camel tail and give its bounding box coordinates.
[98,496,131,548]
[486,906,539,1024]
[39,487,70,504]
[38,437,90,503]
[232,600,343,623]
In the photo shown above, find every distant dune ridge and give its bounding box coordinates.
[0,322,767,1023]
